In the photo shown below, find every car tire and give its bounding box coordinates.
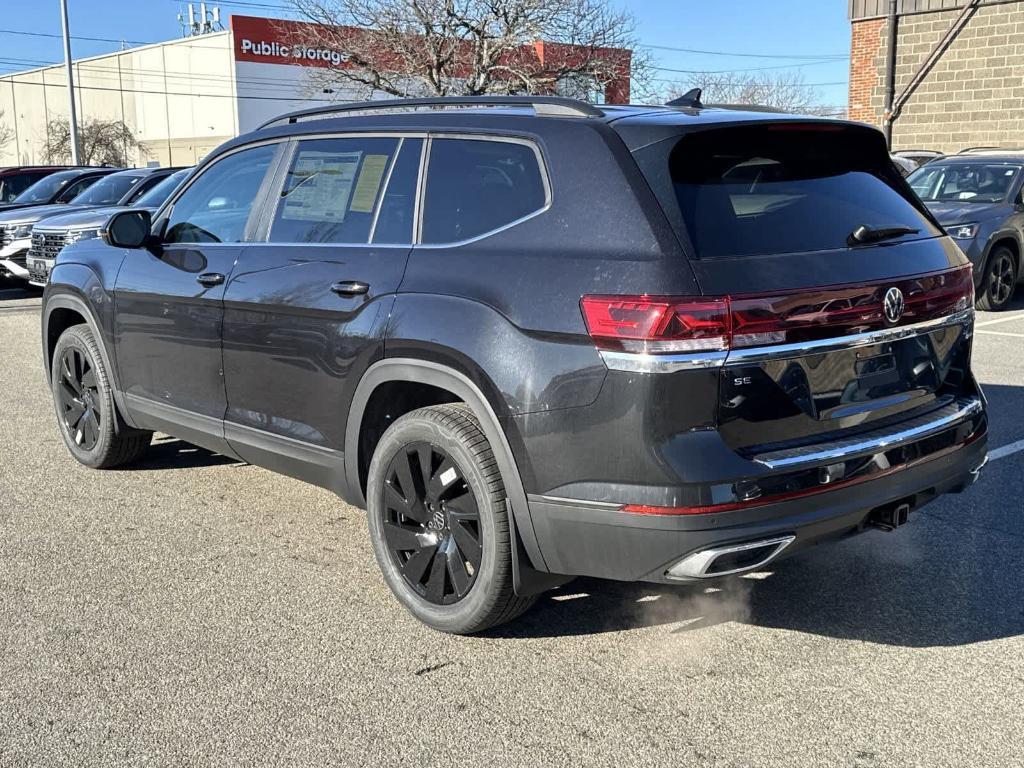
[976,246,1018,311]
[366,404,535,634]
[51,324,152,469]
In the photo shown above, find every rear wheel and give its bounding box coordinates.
[976,246,1018,311]
[366,404,535,634]
[51,324,152,469]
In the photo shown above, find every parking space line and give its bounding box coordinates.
[977,330,1024,339]
[990,439,1024,462]
[975,312,1024,328]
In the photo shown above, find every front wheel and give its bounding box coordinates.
[366,404,535,634]
[51,324,152,469]
[976,246,1018,311]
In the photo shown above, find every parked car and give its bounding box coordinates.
[0,166,77,205]
[891,154,918,177]
[0,166,116,214]
[907,154,1024,310]
[0,167,177,282]
[894,149,944,167]
[27,167,193,287]
[42,96,988,634]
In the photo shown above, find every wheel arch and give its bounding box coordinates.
[42,290,137,431]
[983,231,1022,279]
[346,358,567,596]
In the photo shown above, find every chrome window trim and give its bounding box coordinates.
[751,396,983,470]
[597,309,974,374]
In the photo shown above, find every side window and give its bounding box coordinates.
[421,138,547,244]
[1,174,38,202]
[56,177,97,203]
[269,136,404,245]
[372,138,422,245]
[164,144,277,244]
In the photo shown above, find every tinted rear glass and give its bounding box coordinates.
[669,125,941,259]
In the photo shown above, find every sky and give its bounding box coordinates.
[1,0,852,109]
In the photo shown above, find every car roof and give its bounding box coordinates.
[219,99,868,161]
[924,154,1024,165]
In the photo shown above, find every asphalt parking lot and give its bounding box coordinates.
[1,281,1023,767]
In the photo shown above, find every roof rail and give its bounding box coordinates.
[956,146,1019,154]
[258,96,604,129]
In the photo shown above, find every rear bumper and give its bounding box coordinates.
[527,430,987,583]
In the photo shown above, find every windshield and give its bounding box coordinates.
[908,162,1021,203]
[132,169,190,209]
[70,173,143,206]
[13,170,79,204]
[667,125,940,259]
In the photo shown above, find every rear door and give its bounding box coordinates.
[219,134,422,485]
[629,121,976,452]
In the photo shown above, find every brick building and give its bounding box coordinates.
[849,0,1024,153]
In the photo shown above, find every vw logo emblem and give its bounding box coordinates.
[884,287,905,324]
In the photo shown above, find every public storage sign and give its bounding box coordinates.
[232,15,351,68]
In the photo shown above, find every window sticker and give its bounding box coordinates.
[350,154,390,213]
[281,150,362,222]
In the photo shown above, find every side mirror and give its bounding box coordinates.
[102,209,152,249]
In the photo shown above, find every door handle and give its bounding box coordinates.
[330,280,370,297]
[196,272,225,287]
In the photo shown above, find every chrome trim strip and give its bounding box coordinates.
[752,397,983,470]
[596,310,973,374]
[530,493,622,510]
[666,536,795,580]
[599,350,728,373]
[725,309,974,366]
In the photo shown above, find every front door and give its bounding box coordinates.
[113,142,281,450]
[220,136,423,488]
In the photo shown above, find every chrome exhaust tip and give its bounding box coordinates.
[665,536,795,580]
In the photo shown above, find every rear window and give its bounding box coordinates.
[668,125,941,259]
[421,138,547,244]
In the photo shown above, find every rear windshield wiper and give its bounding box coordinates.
[847,225,920,246]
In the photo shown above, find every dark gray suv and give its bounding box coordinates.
[908,153,1024,310]
[41,96,988,633]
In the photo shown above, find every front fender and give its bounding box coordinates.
[44,260,135,428]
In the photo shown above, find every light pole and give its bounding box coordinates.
[60,0,81,164]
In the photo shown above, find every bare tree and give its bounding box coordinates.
[0,110,15,157]
[42,118,141,167]
[281,0,648,102]
[668,71,840,116]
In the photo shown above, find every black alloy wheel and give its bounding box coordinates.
[381,441,483,605]
[978,246,1018,311]
[57,346,102,451]
[988,250,1016,307]
[50,324,152,469]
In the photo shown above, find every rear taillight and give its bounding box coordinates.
[580,296,730,353]
[581,265,973,355]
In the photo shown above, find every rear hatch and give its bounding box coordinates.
[623,118,977,454]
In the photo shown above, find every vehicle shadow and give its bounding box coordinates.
[489,386,1024,648]
[123,436,243,471]
[0,281,41,301]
